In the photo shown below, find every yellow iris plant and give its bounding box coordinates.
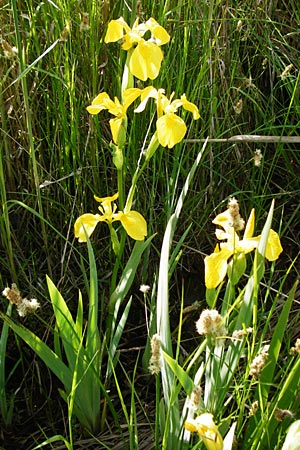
[86,89,142,146]
[104,17,170,81]
[134,87,200,148]
[204,207,283,289]
[184,413,223,450]
[74,193,147,242]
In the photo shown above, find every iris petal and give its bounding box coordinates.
[119,211,147,240]
[130,41,163,81]
[204,248,233,289]
[74,214,100,242]
[104,17,129,43]
[265,229,283,261]
[156,113,186,148]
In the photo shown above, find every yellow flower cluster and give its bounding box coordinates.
[74,193,147,242]
[105,17,170,81]
[204,200,283,289]
[76,16,199,243]
[87,87,199,149]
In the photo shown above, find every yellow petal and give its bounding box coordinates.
[94,192,119,203]
[119,211,147,240]
[204,248,232,289]
[236,236,258,254]
[185,414,223,450]
[110,116,124,146]
[179,94,200,119]
[265,229,283,261]
[134,86,159,113]
[74,214,99,242]
[122,88,143,110]
[212,209,232,233]
[86,92,111,115]
[156,113,186,148]
[145,18,170,45]
[104,17,129,43]
[130,41,163,81]
[184,420,198,433]
[244,208,255,238]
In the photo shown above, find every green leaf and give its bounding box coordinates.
[0,312,72,391]
[46,276,80,370]
[162,351,194,395]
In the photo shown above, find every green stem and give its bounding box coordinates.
[124,134,160,213]
[117,166,125,211]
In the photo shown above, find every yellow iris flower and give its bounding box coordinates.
[74,192,147,242]
[86,89,142,146]
[134,87,200,148]
[204,207,283,289]
[104,17,170,81]
[184,413,223,450]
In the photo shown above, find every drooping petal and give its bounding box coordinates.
[119,211,147,240]
[179,94,200,119]
[145,18,170,45]
[74,214,100,242]
[204,248,232,289]
[86,92,112,115]
[156,113,187,148]
[110,116,124,146]
[130,40,163,80]
[104,17,129,43]
[265,229,283,261]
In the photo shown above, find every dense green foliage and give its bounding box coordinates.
[1,0,300,448]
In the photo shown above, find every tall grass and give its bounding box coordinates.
[0,0,300,448]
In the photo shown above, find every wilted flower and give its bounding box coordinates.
[227,197,245,231]
[134,87,200,148]
[254,149,262,167]
[184,413,223,450]
[249,345,269,379]
[104,17,170,81]
[204,199,283,289]
[280,64,293,81]
[2,284,40,317]
[74,192,147,242]
[80,12,90,32]
[290,338,300,356]
[196,309,226,338]
[148,333,161,375]
[232,327,253,340]
[233,98,243,114]
[188,385,203,412]
[1,39,18,59]
[248,400,259,417]
[275,408,294,421]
